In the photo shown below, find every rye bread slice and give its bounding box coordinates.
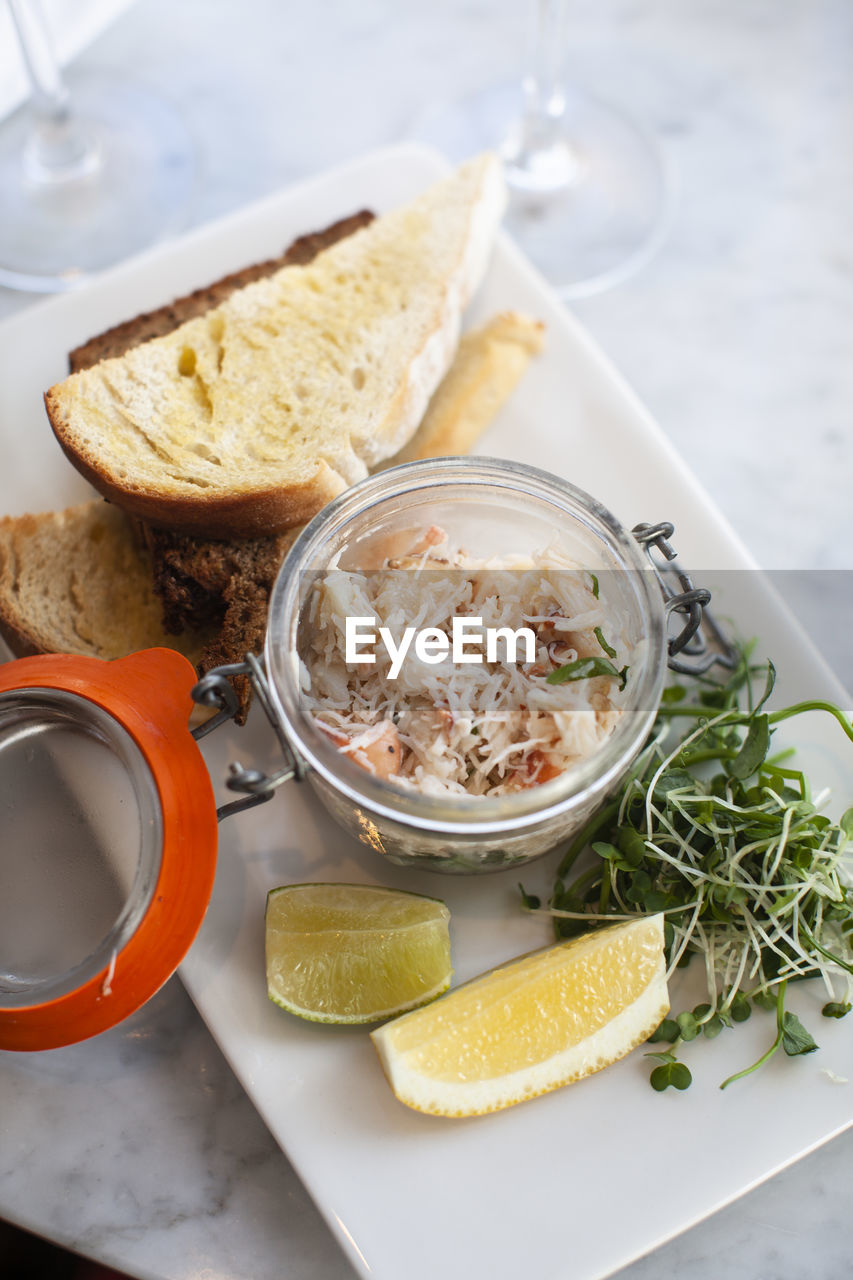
[69,211,374,373]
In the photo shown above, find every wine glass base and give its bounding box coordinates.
[411,82,671,299]
[0,74,197,294]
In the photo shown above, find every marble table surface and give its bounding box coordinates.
[1,1,851,1278]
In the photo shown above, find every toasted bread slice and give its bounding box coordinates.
[0,502,213,664]
[45,155,506,539]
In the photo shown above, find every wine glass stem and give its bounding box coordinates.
[503,0,582,193]
[9,0,100,183]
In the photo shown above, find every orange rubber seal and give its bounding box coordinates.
[0,649,218,1051]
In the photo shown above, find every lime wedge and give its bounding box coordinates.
[265,882,452,1024]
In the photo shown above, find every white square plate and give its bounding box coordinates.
[1,144,850,1280]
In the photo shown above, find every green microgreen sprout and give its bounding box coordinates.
[546,656,620,685]
[594,626,617,659]
[647,1053,693,1092]
[719,981,818,1089]
[523,641,853,1092]
[822,1001,851,1019]
[545,654,629,692]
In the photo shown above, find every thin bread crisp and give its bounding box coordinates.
[382,312,545,466]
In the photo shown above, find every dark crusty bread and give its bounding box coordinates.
[138,523,301,720]
[68,212,374,374]
[0,496,292,724]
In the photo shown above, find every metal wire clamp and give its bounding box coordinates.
[190,653,305,821]
[632,522,738,676]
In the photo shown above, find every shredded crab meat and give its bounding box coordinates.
[318,719,403,781]
[302,528,636,797]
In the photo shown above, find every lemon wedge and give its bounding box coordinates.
[265,883,452,1024]
[370,914,668,1115]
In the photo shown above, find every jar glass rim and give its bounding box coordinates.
[265,457,667,835]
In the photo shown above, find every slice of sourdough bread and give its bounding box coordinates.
[0,499,292,722]
[46,155,506,539]
[0,502,213,665]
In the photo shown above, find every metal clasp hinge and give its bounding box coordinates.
[632,521,738,676]
[190,653,305,822]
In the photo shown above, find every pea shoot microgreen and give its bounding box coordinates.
[545,655,618,685]
[522,642,853,1092]
[594,626,618,659]
[546,655,630,691]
